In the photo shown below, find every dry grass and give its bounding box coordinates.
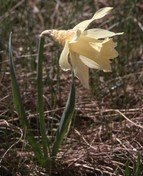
[0,0,143,175]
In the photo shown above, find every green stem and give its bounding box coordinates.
[37,35,50,167]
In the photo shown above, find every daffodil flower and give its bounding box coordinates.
[41,7,123,89]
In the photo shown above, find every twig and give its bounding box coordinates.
[115,110,143,129]
[0,120,23,166]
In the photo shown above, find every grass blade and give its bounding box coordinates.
[51,71,75,161]
[37,35,50,165]
[9,32,44,165]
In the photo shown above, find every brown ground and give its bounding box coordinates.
[0,0,143,175]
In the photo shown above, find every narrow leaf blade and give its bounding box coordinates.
[51,73,75,160]
[9,33,44,164]
[37,36,50,164]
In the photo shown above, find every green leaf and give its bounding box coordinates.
[124,161,131,176]
[9,32,44,165]
[51,71,75,161]
[37,36,50,165]
[134,152,141,176]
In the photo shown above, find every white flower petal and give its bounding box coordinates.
[92,7,113,20]
[70,52,89,89]
[83,28,124,39]
[70,35,118,71]
[69,35,100,59]
[69,35,102,66]
[59,41,71,70]
[70,29,81,43]
[80,55,101,69]
[90,38,118,71]
[73,7,113,32]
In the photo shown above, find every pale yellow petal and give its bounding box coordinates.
[69,35,101,65]
[83,28,123,39]
[91,38,118,71]
[92,7,113,20]
[70,29,81,43]
[69,35,118,71]
[73,7,113,32]
[79,55,101,69]
[59,41,71,70]
[70,52,89,89]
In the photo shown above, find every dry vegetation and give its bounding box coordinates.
[0,0,143,175]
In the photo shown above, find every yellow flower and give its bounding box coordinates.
[41,7,123,89]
